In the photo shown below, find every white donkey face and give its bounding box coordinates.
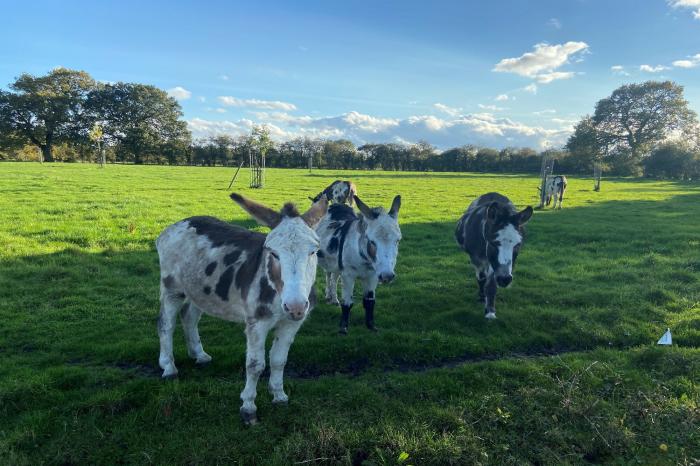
[355,195,402,284]
[230,193,329,320]
[265,217,320,320]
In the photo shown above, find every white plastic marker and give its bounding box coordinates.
[657,328,672,346]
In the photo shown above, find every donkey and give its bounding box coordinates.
[455,193,533,319]
[544,175,568,209]
[316,195,402,334]
[311,180,358,206]
[155,193,328,425]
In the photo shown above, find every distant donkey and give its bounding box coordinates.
[311,180,358,206]
[455,193,533,319]
[156,193,328,425]
[543,175,568,209]
[316,194,402,334]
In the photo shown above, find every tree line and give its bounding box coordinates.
[2,69,699,178]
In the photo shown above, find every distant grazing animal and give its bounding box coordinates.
[455,193,533,319]
[544,175,568,209]
[312,180,358,206]
[316,195,402,334]
[155,193,329,425]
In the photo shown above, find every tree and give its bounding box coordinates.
[643,143,698,179]
[591,81,697,160]
[86,82,190,164]
[0,68,96,162]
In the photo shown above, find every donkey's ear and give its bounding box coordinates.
[354,195,374,218]
[486,202,499,223]
[302,195,329,228]
[230,193,282,228]
[516,206,533,225]
[347,183,357,206]
[388,195,401,219]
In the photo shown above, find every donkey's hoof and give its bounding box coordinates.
[162,371,178,380]
[195,353,213,365]
[240,409,259,426]
[272,398,289,406]
[484,312,497,320]
[366,324,378,332]
[339,326,348,335]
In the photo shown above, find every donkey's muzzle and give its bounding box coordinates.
[496,275,512,288]
[379,272,395,284]
[283,301,309,321]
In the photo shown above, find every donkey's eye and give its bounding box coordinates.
[309,250,317,256]
[270,251,280,260]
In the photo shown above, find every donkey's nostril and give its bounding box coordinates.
[497,275,513,287]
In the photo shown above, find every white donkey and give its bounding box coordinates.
[156,193,328,425]
[316,195,402,334]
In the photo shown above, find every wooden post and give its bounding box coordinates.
[537,155,553,208]
[593,163,602,191]
[250,147,264,188]
[228,160,245,189]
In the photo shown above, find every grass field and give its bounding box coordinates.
[0,162,699,465]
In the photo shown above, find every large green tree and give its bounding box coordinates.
[0,68,95,162]
[590,81,697,159]
[86,82,190,164]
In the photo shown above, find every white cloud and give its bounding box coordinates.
[205,107,228,114]
[188,110,572,150]
[198,96,206,103]
[493,41,589,84]
[550,118,578,129]
[433,103,463,116]
[523,83,538,94]
[167,86,192,100]
[217,96,297,111]
[219,74,230,81]
[478,104,505,111]
[495,94,510,101]
[535,71,575,83]
[548,18,562,29]
[668,0,700,19]
[639,64,669,73]
[610,65,630,76]
[533,109,556,115]
[672,53,700,68]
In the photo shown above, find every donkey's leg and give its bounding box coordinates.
[484,273,498,320]
[557,190,564,209]
[240,320,272,425]
[268,318,303,404]
[339,274,356,335]
[158,285,184,379]
[180,302,211,365]
[361,275,379,331]
[325,271,340,305]
[476,269,487,302]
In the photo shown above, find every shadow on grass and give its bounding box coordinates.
[1,192,699,380]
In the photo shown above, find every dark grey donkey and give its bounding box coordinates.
[455,193,533,319]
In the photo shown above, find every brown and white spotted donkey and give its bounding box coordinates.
[455,193,533,319]
[156,193,328,425]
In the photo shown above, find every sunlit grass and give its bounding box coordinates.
[0,163,698,464]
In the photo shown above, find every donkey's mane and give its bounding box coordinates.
[280,203,300,218]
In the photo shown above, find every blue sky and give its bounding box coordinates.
[2,0,700,149]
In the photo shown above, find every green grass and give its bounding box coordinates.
[0,162,698,465]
